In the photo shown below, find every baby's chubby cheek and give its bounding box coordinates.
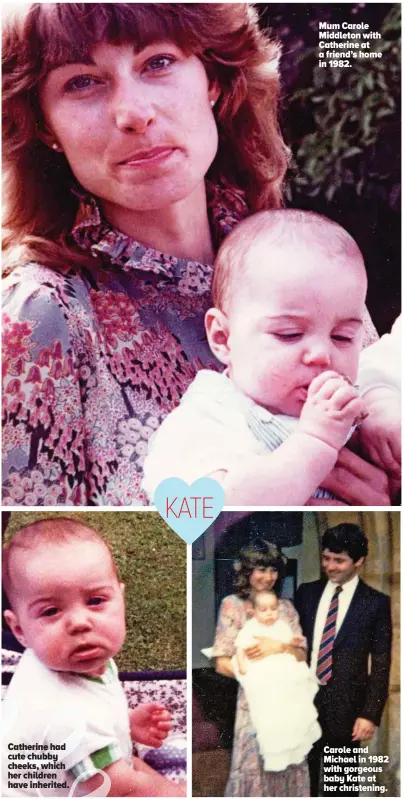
[340,357,361,385]
[254,364,287,395]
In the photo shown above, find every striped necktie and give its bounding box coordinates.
[316,585,343,684]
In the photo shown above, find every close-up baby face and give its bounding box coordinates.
[6,539,126,676]
[225,240,367,417]
[254,592,279,626]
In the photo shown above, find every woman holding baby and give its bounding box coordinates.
[2,3,396,507]
[212,539,311,796]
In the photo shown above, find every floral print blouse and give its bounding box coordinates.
[2,181,378,507]
[2,181,249,506]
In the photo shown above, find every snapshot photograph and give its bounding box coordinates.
[2,3,400,508]
[192,510,399,797]
[2,511,186,797]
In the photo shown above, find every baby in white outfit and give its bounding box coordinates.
[234,590,321,772]
[143,210,400,505]
[2,519,185,797]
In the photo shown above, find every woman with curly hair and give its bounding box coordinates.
[212,538,310,796]
[2,3,388,506]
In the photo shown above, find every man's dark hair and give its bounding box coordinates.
[321,524,368,563]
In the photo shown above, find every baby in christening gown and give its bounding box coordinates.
[234,590,321,772]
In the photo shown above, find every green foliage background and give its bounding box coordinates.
[4,511,186,672]
[286,6,400,205]
[262,3,401,333]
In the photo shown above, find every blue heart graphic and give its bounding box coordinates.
[154,477,225,544]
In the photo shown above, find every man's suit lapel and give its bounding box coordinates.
[334,579,367,647]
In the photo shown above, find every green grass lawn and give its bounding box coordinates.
[4,511,186,672]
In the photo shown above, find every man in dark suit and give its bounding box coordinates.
[295,523,392,797]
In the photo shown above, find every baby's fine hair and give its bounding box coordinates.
[252,589,278,609]
[212,208,364,310]
[2,517,118,605]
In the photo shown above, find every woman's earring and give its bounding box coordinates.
[52,142,61,151]
[210,99,216,108]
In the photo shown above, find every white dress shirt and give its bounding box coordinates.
[310,575,359,675]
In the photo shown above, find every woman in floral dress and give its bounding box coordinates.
[2,3,387,506]
[212,540,310,797]
[2,2,287,506]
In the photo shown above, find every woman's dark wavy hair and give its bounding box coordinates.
[2,2,289,273]
[233,538,288,599]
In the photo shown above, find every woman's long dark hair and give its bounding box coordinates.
[2,3,289,273]
[234,538,288,599]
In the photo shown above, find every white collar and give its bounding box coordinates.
[326,573,359,597]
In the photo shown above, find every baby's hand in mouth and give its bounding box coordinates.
[299,371,366,452]
[322,372,369,425]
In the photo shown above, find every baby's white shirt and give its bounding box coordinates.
[142,370,298,500]
[2,649,132,796]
